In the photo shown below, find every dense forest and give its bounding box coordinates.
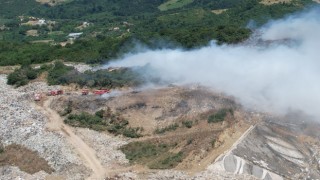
[0,0,316,66]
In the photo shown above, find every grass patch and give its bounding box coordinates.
[121,141,183,169]
[207,108,233,123]
[149,152,183,169]
[154,123,179,134]
[64,108,143,138]
[158,0,194,11]
[121,142,169,163]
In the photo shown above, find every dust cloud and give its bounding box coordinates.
[105,8,320,117]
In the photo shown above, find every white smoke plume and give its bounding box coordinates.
[105,7,320,117]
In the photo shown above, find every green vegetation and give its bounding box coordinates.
[54,68,143,88]
[6,65,46,87]
[207,108,233,123]
[0,0,314,67]
[155,123,179,134]
[64,108,143,138]
[7,60,143,88]
[149,152,183,169]
[0,42,53,66]
[121,142,169,163]
[159,0,194,11]
[211,139,216,147]
[121,141,183,169]
[182,120,193,128]
[47,61,74,85]
[0,0,41,18]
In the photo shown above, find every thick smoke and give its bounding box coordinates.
[105,8,320,117]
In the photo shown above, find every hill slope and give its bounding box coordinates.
[0,0,316,66]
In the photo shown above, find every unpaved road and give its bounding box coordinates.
[39,98,106,180]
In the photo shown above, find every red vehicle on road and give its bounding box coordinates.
[47,90,64,96]
[93,89,110,95]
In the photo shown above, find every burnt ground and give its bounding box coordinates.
[50,85,255,173]
[49,85,320,179]
[0,144,54,174]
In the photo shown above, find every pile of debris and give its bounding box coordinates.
[0,75,89,179]
[74,128,129,167]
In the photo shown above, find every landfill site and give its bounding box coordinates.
[1,64,320,180]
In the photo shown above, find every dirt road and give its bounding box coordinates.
[40,98,106,180]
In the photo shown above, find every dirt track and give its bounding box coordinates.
[40,99,106,179]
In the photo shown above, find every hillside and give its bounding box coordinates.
[1,1,320,179]
[0,0,315,66]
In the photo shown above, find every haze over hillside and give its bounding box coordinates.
[106,7,320,119]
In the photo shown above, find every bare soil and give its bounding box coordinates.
[36,0,69,6]
[39,98,107,179]
[50,85,255,176]
[260,0,292,5]
[211,9,228,14]
[0,144,54,174]
[26,29,38,36]
[0,66,19,74]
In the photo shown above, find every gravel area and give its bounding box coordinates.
[0,166,47,180]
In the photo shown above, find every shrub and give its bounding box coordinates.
[121,142,169,163]
[155,123,179,134]
[121,141,184,169]
[182,121,193,128]
[211,139,216,147]
[64,109,142,138]
[149,152,184,169]
[47,61,74,85]
[7,70,27,86]
[95,109,105,118]
[7,66,39,87]
[122,127,143,138]
[207,108,233,123]
[64,112,104,130]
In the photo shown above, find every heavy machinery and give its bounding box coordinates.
[47,90,64,96]
[93,89,110,95]
[81,89,110,95]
